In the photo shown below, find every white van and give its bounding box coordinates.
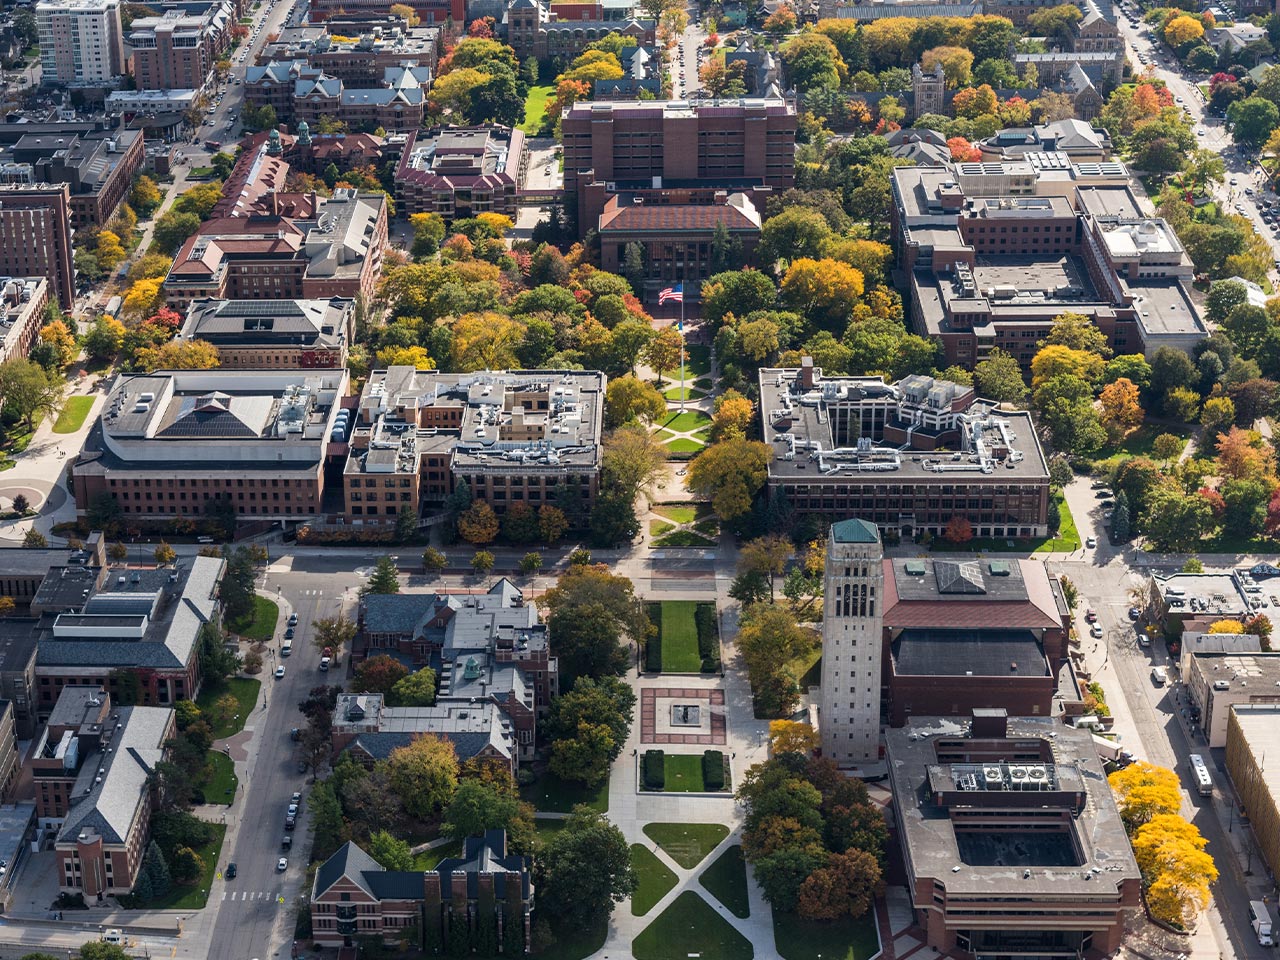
[1251,900,1275,946]
[281,641,292,657]
[102,929,125,944]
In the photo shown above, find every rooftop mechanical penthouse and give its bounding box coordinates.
[759,362,1050,537]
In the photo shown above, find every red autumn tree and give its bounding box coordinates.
[943,516,974,544]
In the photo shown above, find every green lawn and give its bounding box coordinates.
[659,600,702,672]
[519,84,554,134]
[659,410,712,434]
[1032,494,1081,555]
[52,396,94,434]
[120,824,226,911]
[633,891,754,960]
[540,916,608,960]
[654,504,701,524]
[188,166,216,177]
[773,907,879,960]
[650,519,676,537]
[203,750,238,805]
[653,529,717,548]
[631,843,678,915]
[664,436,707,453]
[1109,424,1190,460]
[195,677,261,739]
[660,753,710,793]
[226,594,279,641]
[699,845,749,918]
[643,823,729,869]
[663,384,706,401]
[520,771,608,813]
[413,838,463,869]
[684,344,712,378]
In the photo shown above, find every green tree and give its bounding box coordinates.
[973,348,1028,405]
[471,549,495,574]
[422,547,447,574]
[543,564,650,688]
[153,210,202,254]
[0,358,60,430]
[390,667,437,707]
[219,547,256,625]
[366,830,415,871]
[443,779,534,850]
[1144,484,1214,551]
[687,438,773,521]
[355,655,410,695]
[363,556,400,595]
[605,375,667,427]
[385,734,459,820]
[536,809,636,930]
[1229,95,1280,145]
[520,551,543,575]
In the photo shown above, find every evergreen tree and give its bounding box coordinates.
[145,840,171,897]
[1047,497,1062,534]
[622,243,645,295]
[133,863,154,902]
[444,479,472,518]
[1112,491,1131,541]
[395,504,419,543]
[364,556,401,595]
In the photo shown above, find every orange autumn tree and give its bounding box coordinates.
[947,136,982,161]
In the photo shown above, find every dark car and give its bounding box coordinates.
[226,862,237,879]
[1128,607,1141,620]
[284,627,295,640]
[290,727,301,741]
[282,836,292,850]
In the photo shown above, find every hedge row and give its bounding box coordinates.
[643,750,665,790]
[645,603,662,672]
[695,603,720,674]
[703,750,725,791]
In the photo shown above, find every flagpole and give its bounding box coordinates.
[679,289,686,412]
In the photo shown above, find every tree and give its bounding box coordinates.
[134,339,220,373]
[144,839,171,896]
[921,45,974,88]
[443,779,530,845]
[22,529,46,548]
[1231,95,1280,145]
[363,556,400,595]
[589,488,641,548]
[153,541,176,565]
[130,175,163,217]
[711,390,755,443]
[1031,344,1104,389]
[1143,484,1213,551]
[605,375,667,428]
[1217,425,1275,480]
[758,208,832,268]
[471,550,495,575]
[1108,761,1183,830]
[1165,386,1202,423]
[1136,814,1218,927]
[1206,279,1249,324]
[542,564,650,688]
[943,516,973,544]
[1112,491,1131,541]
[1152,433,1186,463]
[1201,396,1237,439]
[81,946,132,960]
[366,830,415,871]
[769,719,819,756]
[550,721,615,785]
[780,258,864,330]
[1099,377,1144,442]
[536,809,636,930]
[797,849,883,920]
[738,535,793,602]
[973,349,1028,405]
[0,358,60,430]
[602,424,668,500]
[385,734,459,820]
[311,615,356,655]
[520,551,543,576]
[687,438,773,521]
[643,327,683,385]
[458,500,499,544]
[354,655,410,695]
[422,547,447,574]
[84,316,125,361]
[737,604,816,717]
[388,667,437,707]
[170,845,205,884]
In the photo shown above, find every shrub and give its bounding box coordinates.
[695,603,719,660]
[643,749,665,790]
[645,603,662,672]
[701,656,721,674]
[702,750,725,791]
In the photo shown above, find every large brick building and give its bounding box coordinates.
[0,127,145,229]
[0,184,76,308]
[127,2,232,91]
[0,277,52,365]
[887,711,1141,959]
[308,0,463,26]
[759,365,1052,538]
[394,126,525,221]
[561,97,796,245]
[344,367,605,527]
[34,687,176,899]
[506,0,654,60]
[71,370,350,524]
[180,297,355,368]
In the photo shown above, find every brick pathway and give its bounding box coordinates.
[640,687,727,745]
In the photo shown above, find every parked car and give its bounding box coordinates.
[1151,665,1168,685]
[1086,536,1097,548]
[282,836,292,850]
[1090,623,1104,638]
[287,613,298,626]
[274,665,285,679]
[277,857,288,872]
[1128,607,1141,620]
[226,862,237,879]
[284,627,294,640]
[1085,608,1097,623]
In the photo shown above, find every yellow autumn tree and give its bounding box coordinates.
[38,320,78,368]
[1208,619,1246,634]
[1098,377,1144,442]
[375,345,435,369]
[770,719,819,756]
[122,277,165,318]
[1135,814,1217,927]
[1163,15,1204,47]
[1108,762,1182,831]
[1030,344,1105,389]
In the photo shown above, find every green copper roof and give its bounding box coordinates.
[830,518,880,544]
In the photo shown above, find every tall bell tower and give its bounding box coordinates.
[820,518,885,766]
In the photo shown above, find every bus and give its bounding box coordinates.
[1189,753,1213,797]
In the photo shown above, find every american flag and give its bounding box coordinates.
[658,284,684,305]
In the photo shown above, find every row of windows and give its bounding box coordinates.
[117,490,297,502]
[110,477,308,489]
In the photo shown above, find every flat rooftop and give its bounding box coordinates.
[892,627,1048,677]
[1155,571,1250,616]
[1125,279,1205,337]
[1075,184,1144,219]
[887,715,1141,896]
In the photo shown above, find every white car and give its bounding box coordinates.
[1151,666,1167,685]
[1086,536,1097,548]
[277,857,288,872]
[1090,623,1104,639]
[274,665,285,679]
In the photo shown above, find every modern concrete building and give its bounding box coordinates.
[394,126,525,221]
[758,365,1052,536]
[311,833,533,951]
[0,127,145,229]
[1226,705,1280,886]
[1185,650,1280,748]
[561,98,796,237]
[344,367,605,527]
[35,687,176,898]
[820,518,885,766]
[0,183,76,308]
[887,710,1141,959]
[36,0,126,85]
[180,297,355,368]
[127,2,232,91]
[163,188,387,308]
[891,161,1207,368]
[0,277,51,365]
[71,370,350,523]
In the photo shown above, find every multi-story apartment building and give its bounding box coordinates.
[163,188,387,308]
[71,370,350,523]
[393,126,525,220]
[344,367,606,527]
[759,364,1052,537]
[887,711,1141,959]
[36,0,126,85]
[180,297,355,368]
[127,2,232,92]
[34,687,176,897]
[0,183,76,308]
[891,160,1207,367]
[561,98,796,238]
[0,128,144,229]
[0,277,51,365]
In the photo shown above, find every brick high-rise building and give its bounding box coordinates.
[561,98,796,234]
[127,3,232,92]
[36,0,126,85]
[0,184,76,308]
